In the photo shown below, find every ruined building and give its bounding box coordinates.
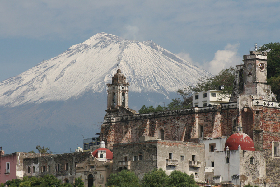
[100,47,280,186]
[23,141,113,187]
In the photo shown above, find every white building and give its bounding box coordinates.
[193,90,230,108]
[202,137,227,183]
[202,133,266,186]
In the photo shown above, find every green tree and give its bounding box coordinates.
[259,42,280,100]
[5,179,22,187]
[155,105,164,112]
[36,145,51,154]
[107,169,140,187]
[171,67,235,109]
[189,67,235,96]
[4,175,64,187]
[139,105,166,114]
[74,177,84,187]
[167,170,198,187]
[141,168,168,187]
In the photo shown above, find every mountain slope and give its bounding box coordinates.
[0,33,210,154]
[0,33,209,107]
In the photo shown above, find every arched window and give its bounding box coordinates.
[250,157,254,164]
[113,93,116,107]
[88,174,94,187]
[226,157,229,163]
[122,92,125,107]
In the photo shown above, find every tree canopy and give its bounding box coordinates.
[107,169,140,187]
[35,145,52,154]
[186,67,235,96]
[141,169,198,187]
[0,175,84,187]
[259,42,280,100]
[106,169,198,187]
[141,168,168,187]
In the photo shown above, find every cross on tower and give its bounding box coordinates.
[117,57,121,68]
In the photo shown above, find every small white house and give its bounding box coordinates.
[193,90,230,108]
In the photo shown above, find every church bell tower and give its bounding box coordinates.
[106,69,129,112]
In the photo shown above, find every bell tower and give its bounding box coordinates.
[231,44,274,103]
[106,69,129,112]
[243,44,267,95]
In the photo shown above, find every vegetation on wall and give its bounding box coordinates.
[138,67,235,114]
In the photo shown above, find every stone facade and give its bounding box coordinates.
[0,151,41,184]
[101,48,280,186]
[113,139,205,182]
[23,152,91,183]
[75,156,113,187]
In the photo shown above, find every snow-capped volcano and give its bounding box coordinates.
[0,33,210,154]
[0,32,209,107]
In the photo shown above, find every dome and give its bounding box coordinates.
[92,148,113,160]
[225,133,255,151]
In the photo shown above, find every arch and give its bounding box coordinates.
[122,92,125,107]
[88,174,94,187]
[250,157,255,164]
[226,157,229,163]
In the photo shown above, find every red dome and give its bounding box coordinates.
[225,133,255,151]
[92,148,113,160]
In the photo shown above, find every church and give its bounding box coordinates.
[100,46,280,186]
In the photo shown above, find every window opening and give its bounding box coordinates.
[113,93,116,107]
[200,126,204,138]
[203,93,207,98]
[122,93,125,107]
[273,142,280,157]
[209,143,216,152]
[169,153,173,160]
[226,157,229,163]
[250,157,254,164]
[160,129,164,140]
[6,162,10,173]
[192,155,196,161]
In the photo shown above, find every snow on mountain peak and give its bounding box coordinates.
[0,33,210,107]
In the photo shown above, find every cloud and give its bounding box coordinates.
[206,44,242,75]
[0,0,280,43]
[176,52,194,64]
[121,25,140,40]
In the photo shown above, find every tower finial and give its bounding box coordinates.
[117,57,121,69]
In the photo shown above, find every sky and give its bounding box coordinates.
[0,0,280,82]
